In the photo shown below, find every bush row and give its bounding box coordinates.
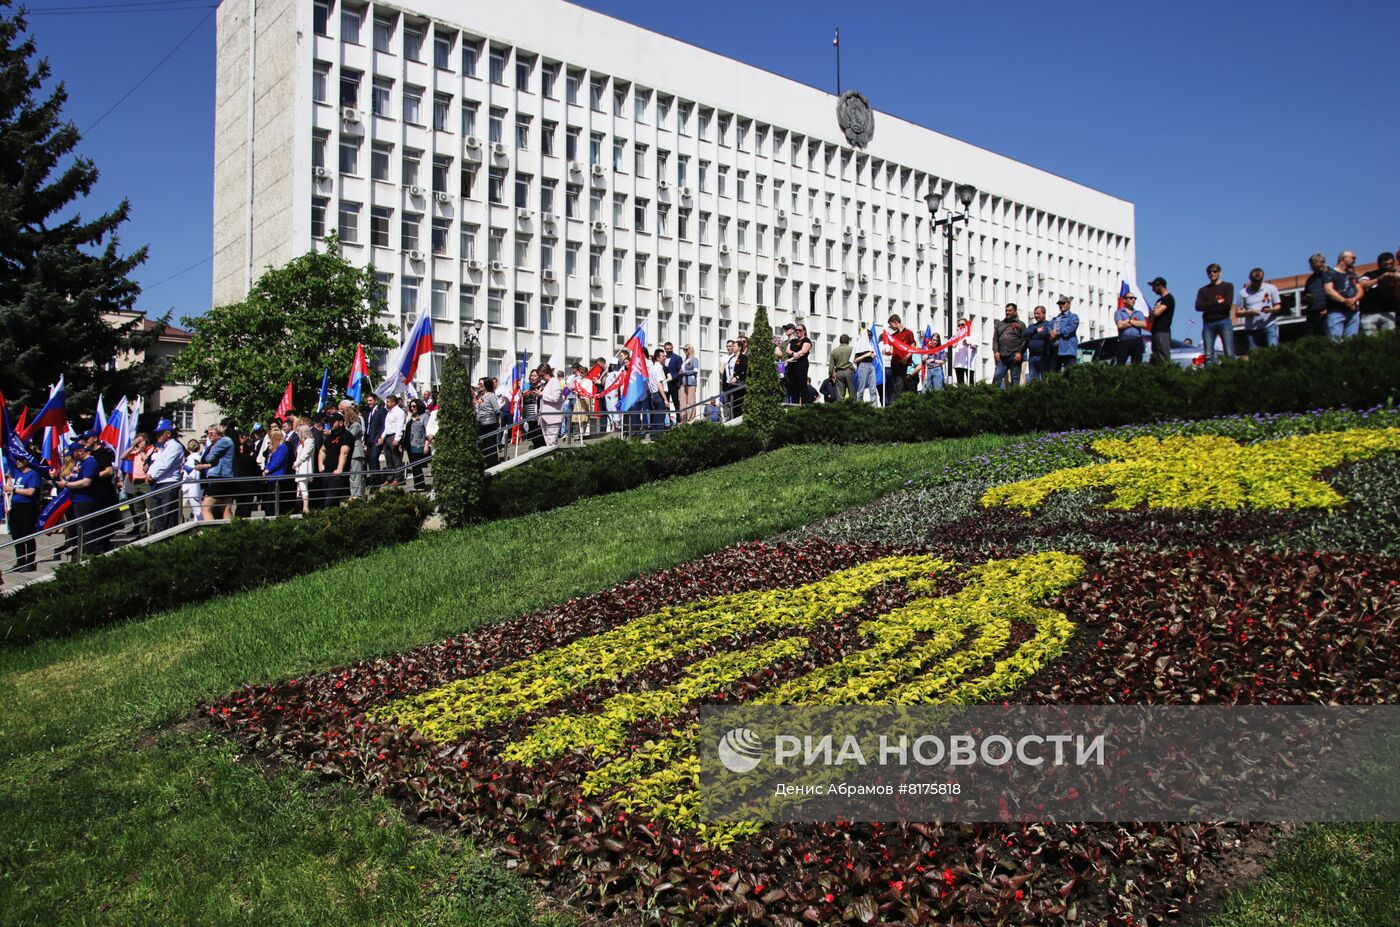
[1,490,434,648]
[485,331,1400,519]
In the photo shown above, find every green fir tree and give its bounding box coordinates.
[432,345,487,527]
[743,305,782,444]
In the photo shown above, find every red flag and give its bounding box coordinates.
[276,379,294,419]
[15,405,28,437]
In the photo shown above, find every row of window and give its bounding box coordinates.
[310,2,1125,257]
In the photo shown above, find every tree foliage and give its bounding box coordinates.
[742,305,782,444]
[0,2,169,411]
[174,235,394,424]
[432,345,486,527]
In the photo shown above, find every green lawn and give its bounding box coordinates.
[0,437,1012,926]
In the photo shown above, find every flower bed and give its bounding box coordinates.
[207,411,1400,925]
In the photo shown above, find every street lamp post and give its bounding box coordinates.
[924,183,977,379]
[462,318,484,382]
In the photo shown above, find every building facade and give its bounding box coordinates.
[214,0,1136,392]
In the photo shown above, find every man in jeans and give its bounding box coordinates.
[1146,277,1175,362]
[145,419,186,534]
[1324,250,1362,340]
[1048,296,1079,371]
[1114,293,1148,364]
[379,394,406,485]
[1023,306,1052,381]
[1195,263,1236,363]
[829,334,854,399]
[992,303,1027,388]
[1235,267,1282,352]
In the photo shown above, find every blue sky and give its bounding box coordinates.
[21,0,1399,323]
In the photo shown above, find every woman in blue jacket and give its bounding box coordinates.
[195,423,235,520]
[262,427,295,516]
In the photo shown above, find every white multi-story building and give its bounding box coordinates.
[214,0,1135,390]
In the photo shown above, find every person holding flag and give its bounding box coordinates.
[920,325,946,392]
[882,315,916,403]
[21,376,67,442]
[852,324,881,405]
[4,456,42,572]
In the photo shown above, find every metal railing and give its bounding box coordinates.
[0,458,433,578]
[475,385,745,463]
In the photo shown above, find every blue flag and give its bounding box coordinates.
[868,323,885,387]
[316,368,330,412]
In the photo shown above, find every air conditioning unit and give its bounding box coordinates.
[435,192,451,203]
[776,209,788,224]
[490,260,505,273]
[464,136,481,150]
[591,220,607,233]
[312,166,330,179]
[589,275,603,288]
[1027,272,1036,285]
[657,179,670,191]
[517,208,533,221]
[699,289,710,299]
[682,293,695,304]
[492,142,508,156]
[1037,273,1045,285]
[810,218,821,230]
[719,297,732,308]
[916,242,925,252]
[569,161,583,174]
[408,185,423,197]
[857,229,866,240]
[405,249,423,262]
[660,288,675,300]
[887,234,896,246]
[843,225,853,238]
[542,269,556,282]
[590,164,605,177]
[541,212,557,225]
[968,256,977,268]
[679,185,692,198]
[719,244,730,256]
[859,273,869,285]
[341,106,360,123]
[466,259,484,272]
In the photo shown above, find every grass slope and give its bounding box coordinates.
[0,437,1010,926]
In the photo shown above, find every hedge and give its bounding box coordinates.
[483,331,1400,519]
[0,490,434,648]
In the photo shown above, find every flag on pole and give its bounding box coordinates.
[99,397,122,449]
[868,323,885,387]
[316,368,330,412]
[375,312,435,398]
[38,487,72,530]
[276,379,294,419]
[346,344,371,403]
[506,351,529,445]
[95,394,108,437]
[1,388,49,474]
[21,376,66,441]
[15,406,28,438]
[1118,278,1153,330]
[618,326,650,412]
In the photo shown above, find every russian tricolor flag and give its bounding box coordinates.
[375,313,435,398]
[618,326,649,412]
[21,376,66,441]
[868,323,885,388]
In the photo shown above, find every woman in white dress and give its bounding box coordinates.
[293,423,315,512]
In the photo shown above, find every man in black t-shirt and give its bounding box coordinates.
[1360,252,1399,329]
[319,412,352,505]
[784,325,813,404]
[1147,277,1175,363]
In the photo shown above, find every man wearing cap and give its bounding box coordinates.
[1195,263,1236,363]
[1114,293,1148,365]
[145,419,186,534]
[1146,278,1175,363]
[57,441,113,555]
[1048,296,1079,372]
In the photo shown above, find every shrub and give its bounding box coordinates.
[0,490,434,647]
[741,305,782,444]
[432,345,487,528]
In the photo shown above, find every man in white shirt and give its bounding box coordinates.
[646,351,669,430]
[380,394,407,484]
[145,418,186,534]
[1234,267,1283,352]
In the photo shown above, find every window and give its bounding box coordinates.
[489,107,505,144]
[460,164,477,198]
[313,0,329,37]
[634,143,647,178]
[634,198,648,232]
[657,204,669,237]
[589,189,603,221]
[737,222,748,253]
[312,63,329,104]
[612,138,625,172]
[565,185,580,218]
[403,25,423,61]
[612,84,627,116]
[656,148,668,179]
[432,156,450,193]
[339,69,361,107]
[613,250,625,281]
[340,6,362,44]
[678,155,688,188]
[402,86,422,124]
[488,228,504,262]
[433,31,452,69]
[565,242,579,276]
[514,293,530,328]
[677,208,689,240]
[489,49,506,84]
[514,235,529,266]
[634,88,649,123]
[372,15,394,51]
[433,93,451,131]
[311,196,328,237]
[370,206,392,247]
[566,70,581,105]
[371,143,391,180]
[371,78,392,118]
[657,95,672,124]
[461,224,477,259]
[541,63,558,98]
[459,288,476,321]
[589,245,603,277]
[338,137,359,175]
[515,117,530,150]
[401,150,420,186]
[566,127,580,161]
[756,224,766,256]
[540,239,554,270]
[431,281,451,318]
[737,170,747,202]
[634,253,647,286]
[590,303,601,336]
[565,300,579,334]
[540,120,556,156]
[488,168,505,204]
[462,40,480,76]
[612,194,626,228]
[488,289,504,324]
[590,77,605,111]
[540,180,556,215]
[737,120,749,151]
[699,212,709,244]
[460,101,477,137]
[338,201,360,244]
[717,165,728,197]
[400,277,419,314]
[515,55,532,91]
[400,213,420,251]
[515,174,530,208]
[678,102,691,135]
[718,114,730,146]
[311,133,327,169]
[540,300,553,331]
[698,160,709,193]
[589,132,603,166]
